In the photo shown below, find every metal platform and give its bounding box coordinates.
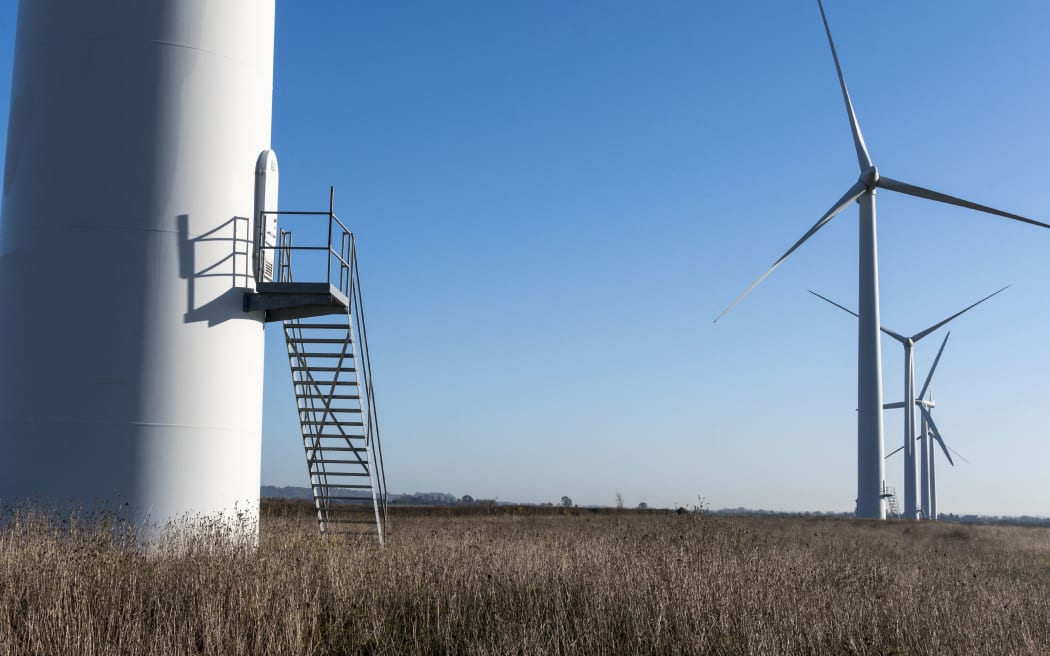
[244,282,350,322]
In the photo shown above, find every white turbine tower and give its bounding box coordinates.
[714,0,1050,518]
[809,287,1006,520]
[0,0,276,536]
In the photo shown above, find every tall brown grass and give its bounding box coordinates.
[1,503,1049,655]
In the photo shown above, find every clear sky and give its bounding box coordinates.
[2,2,1049,515]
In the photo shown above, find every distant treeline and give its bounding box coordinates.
[260,486,494,507]
[259,487,1050,525]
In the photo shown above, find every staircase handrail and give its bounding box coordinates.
[349,236,388,525]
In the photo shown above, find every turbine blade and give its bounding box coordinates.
[808,290,908,342]
[917,331,950,400]
[911,286,1009,342]
[883,401,906,410]
[933,431,955,467]
[878,176,1050,230]
[816,0,872,171]
[714,181,866,322]
[920,406,955,467]
[808,290,857,317]
[947,444,971,465]
[885,444,904,459]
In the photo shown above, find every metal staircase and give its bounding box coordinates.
[250,192,388,543]
[881,483,900,519]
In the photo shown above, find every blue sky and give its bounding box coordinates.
[2,2,1050,515]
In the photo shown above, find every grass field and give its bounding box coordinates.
[1,502,1049,655]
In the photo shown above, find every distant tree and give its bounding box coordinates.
[693,494,709,515]
[560,496,572,508]
[615,492,624,510]
[637,502,648,510]
[460,494,474,505]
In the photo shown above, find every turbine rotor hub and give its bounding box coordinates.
[860,166,880,190]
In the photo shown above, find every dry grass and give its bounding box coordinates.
[2,503,1050,655]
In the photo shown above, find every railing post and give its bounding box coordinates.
[327,187,334,288]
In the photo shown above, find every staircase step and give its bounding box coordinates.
[296,410,363,417]
[296,393,360,400]
[312,483,373,490]
[304,419,364,429]
[308,458,368,465]
[321,520,377,526]
[289,323,350,330]
[290,366,357,373]
[316,495,373,500]
[286,338,352,344]
[323,506,378,513]
[310,471,370,477]
[291,353,354,359]
[304,446,368,453]
[316,495,375,501]
[300,417,365,428]
[293,379,358,385]
[301,420,364,427]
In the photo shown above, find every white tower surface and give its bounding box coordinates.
[0,1,276,534]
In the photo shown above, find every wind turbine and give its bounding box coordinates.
[714,0,1050,518]
[921,404,968,520]
[887,331,974,519]
[809,287,1006,519]
[913,341,970,520]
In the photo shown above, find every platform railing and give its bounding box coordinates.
[259,187,352,299]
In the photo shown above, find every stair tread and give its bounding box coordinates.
[289,353,355,358]
[287,323,349,330]
[290,366,357,372]
[292,380,358,386]
[308,458,367,465]
[302,434,367,440]
[317,495,376,500]
[310,471,370,477]
[300,421,365,428]
[312,483,373,489]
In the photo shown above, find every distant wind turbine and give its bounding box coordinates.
[922,409,970,520]
[714,0,1050,518]
[887,333,973,518]
[809,287,1006,520]
[886,388,962,520]
[914,346,969,519]
[885,332,960,518]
